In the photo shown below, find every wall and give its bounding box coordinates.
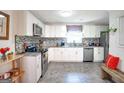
[14,11,45,36]
[26,11,45,36]
[109,11,124,72]
[13,11,27,35]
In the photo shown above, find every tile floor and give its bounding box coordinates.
[38,62,111,83]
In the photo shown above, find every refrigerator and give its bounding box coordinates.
[100,31,109,60]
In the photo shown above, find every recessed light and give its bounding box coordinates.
[58,10,73,17]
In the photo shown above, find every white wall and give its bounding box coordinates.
[109,10,124,72]
[13,11,45,36]
[26,11,45,36]
[13,10,27,35]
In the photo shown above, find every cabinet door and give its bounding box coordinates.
[98,47,104,61]
[95,26,108,37]
[94,48,99,62]
[94,47,104,62]
[53,48,63,61]
[83,25,90,37]
[62,49,69,61]
[36,55,41,82]
[48,48,54,62]
[44,25,56,37]
[22,57,37,83]
[67,48,77,61]
[75,48,83,62]
[50,26,56,37]
[44,25,50,37]
[83,25,96,38]
[89,26,96,37]
[55,25,66,37]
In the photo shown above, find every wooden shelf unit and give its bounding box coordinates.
[0,54,25,83]
[11,71,24,83]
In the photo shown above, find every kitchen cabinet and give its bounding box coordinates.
[94,47,104,62]
[83,25,96,38]
[55,25,67,37]
[48,48,54,62]
[44,25,66,37]
[83,25,108,38]
[75,48,84,61]
[48,48,83,62]
[44,25,55,37]
[54,48,64,61]
[22,53,42,83]
[95,26,108,37]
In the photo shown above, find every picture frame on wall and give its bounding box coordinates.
[0,11,10,40]
[119,16,124,46]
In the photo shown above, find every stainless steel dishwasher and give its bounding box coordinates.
[83,48,93,62]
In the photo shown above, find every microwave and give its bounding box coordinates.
[33,23,42,36]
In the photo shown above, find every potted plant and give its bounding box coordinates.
[0,47,10,61]
[7,52,14,60]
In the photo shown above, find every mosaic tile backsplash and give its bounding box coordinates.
[15,35,100,54]
[15,35,67,54]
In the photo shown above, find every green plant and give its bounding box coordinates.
[108,27,117,32]
[7,52,13,55]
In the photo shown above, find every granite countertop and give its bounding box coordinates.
[49,46,103,48]
[24,52,41,56]
[83,46,103,48]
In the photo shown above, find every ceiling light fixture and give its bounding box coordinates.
[59,10,73,17]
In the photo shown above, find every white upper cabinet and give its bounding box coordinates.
[45,24,108,38]
[55,25,66,37]
[44,25,66,37]
[83,25,108,38]
[44,25,55,37]
[95,26,108,37]
[83,25,95,38]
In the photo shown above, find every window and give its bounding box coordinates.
[66,25,82,43]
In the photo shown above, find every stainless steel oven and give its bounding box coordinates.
[41,49,48,76]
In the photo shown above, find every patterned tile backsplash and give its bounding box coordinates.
[82,38,100,47]
[15,35,67,54]
[15,35,100,54]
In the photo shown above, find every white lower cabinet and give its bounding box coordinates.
[94,47,104,62]
[48,48,83,62]
[22,53,42,83]
[48,48,54,63]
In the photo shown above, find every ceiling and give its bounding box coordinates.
[30,10,109,25]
